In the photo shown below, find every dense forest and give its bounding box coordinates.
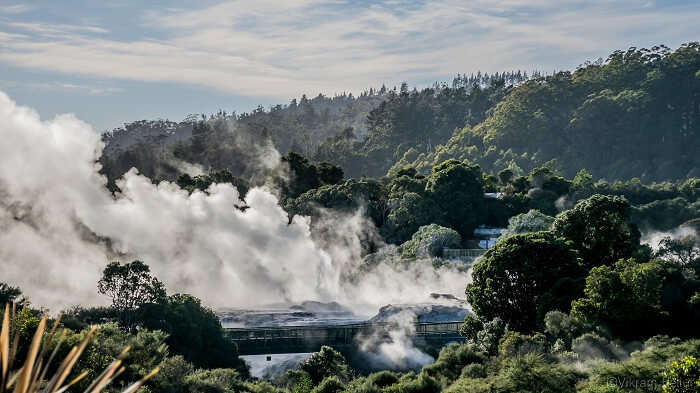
[100,44,699,183]
[3,42,700,393]
[398,44,700,182]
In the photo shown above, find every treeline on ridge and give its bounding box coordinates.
[99,43,699,185]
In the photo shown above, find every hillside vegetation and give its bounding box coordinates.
[100,43,699,184]
[398,43,700,182]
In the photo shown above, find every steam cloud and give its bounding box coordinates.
[0,90,467,315]
[641,225,699,252]
[356,310,435,370]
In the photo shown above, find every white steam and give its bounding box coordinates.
[167,158,206,177]
[356,310,435,370]
[641,225,699,252]
[0,90,467,315]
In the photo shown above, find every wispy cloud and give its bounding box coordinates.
[0,4,35,14]
[0,0,698,98]
[10,22,110,35]
[0,80,125,95]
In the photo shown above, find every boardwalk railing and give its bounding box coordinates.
[442,248,486,260]
[226,321,465,355]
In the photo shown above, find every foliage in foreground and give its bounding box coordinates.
[0,304,158,393]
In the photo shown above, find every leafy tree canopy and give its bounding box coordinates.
[97,260,166,331]
[466,231,583,332]
[552,194,642,269]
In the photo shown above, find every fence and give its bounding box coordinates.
[442,248,486,260]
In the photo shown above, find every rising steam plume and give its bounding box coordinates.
[0,90,467,314]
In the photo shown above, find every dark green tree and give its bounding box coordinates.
[286,179,388,228]
[299,346,352,385]
[282,151,321,198]
[656,235,700,268]
[552,194,641,269]
[97,261,166,331]
[177,170,249,197]
[466,232,582,332]
[501,209,555,238]
[141,294,248,373]
[382,193,441,244]
[317,162,344,185]
[571,258,667,339]
[425,159,484,239]
[0,282,23,305]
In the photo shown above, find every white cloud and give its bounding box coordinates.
[0,1,698,98]
[10,22,110,35]
[0,4,35,14]
[0,80,125,95]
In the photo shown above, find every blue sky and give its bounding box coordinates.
[0,0,698,132]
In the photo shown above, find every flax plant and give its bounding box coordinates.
[0,304,158,393]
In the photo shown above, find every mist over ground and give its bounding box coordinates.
[0,90,467,314]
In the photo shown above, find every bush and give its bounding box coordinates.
[422,344,487,383]
[141,294,248,373]
[61,306,117,331]
[474,318,507,355]
[459,315,484,341]
[51,323,168,391]
[497,332,548,358]
[0,306,160,393]
[367,371,400,387]
[148,356,194,393]
[11,306,40,364]
[571,333,627,362]
[496,354,581,393]
[445,354,581,393]
[299,346,352,385]
[543,311,581,346]
[311,376,344,393]
[662,356,700,393]
[501,209,555,238]
[185,368,246,393]
[292,372,313,393]
[460,363,487,379]
[570,258,670,340]
[399,224,462,259]
[383,373,440,393]
[342,377,381,393]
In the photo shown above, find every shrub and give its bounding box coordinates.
[367,371,400,388]
[185,368,245,393]
[663,356,700,393]
[460,364,487,379]
[299,346,352,385]
[422,344,487,383]
[311,376,344,393]
[141,294,248,373]
[148,356,194,393]
[497,332,548,358]
[399,224,462,259]
[383,373,440,393]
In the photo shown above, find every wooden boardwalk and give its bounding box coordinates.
[226,321,465,355]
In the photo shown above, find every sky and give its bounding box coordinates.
[0,0,698,132]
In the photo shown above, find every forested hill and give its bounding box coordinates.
[396,43,700,182]
[101,43,699,184]
[99,90,386,182]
